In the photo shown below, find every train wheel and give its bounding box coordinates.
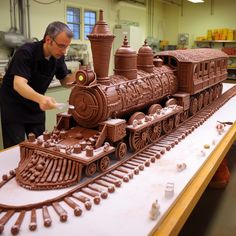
[115,142,127,160]
[174,113,181,128]
[180,110,189,122]
[128,112,145,125]
[97,156,110,172]
[85,163,97,177]
[189,97,198,115]
[148,123,162,142]
[148,104,162,115]
[129,129,148,152]
[212,86,218,100]
[209,88,213,104]
[203,91,209,107]
[162,117,174,134]
[218,83,223,96]
[198,93,203,110]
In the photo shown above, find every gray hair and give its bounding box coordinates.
[43,21,73,41]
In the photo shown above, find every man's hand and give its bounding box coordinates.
[38,95,57,111]
[13,76,57,111]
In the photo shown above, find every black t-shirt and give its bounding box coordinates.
[0,40,69,124]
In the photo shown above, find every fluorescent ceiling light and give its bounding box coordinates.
[188,0,204,3]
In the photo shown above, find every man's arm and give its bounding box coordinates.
[13,75,57,111]
[59,72,76,88]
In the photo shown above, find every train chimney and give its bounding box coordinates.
[87,9,115,79]
[114,36,137,80]
[137,40,154,73]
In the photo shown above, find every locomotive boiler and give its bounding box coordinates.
[16,10,228,190]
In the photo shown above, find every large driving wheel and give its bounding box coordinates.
[218,83,223,96]
[190,97,198,115]
[148,123,162,142]
[180,110,189,122]
[129,129,148,152]
[98,156,110,172]
[85,162,97,177]
[198,93,203,110]
[174,113,181,128]
[209,88,213,104]
[115,142,127,160]
[203,91,209,107]
[162,117,174,134]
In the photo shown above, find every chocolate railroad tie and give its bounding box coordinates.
[149,146,165,154]
[158,140,175,148]
[52,202,68,222]
[176,128,192,134]
[155,144,171,151]
[29,208,37,231]
[121,164,139,175]
[110,170,129,182]
[143,149,156,155]
[11,211,26,235]
[42,206,52,227]
[81,188,101,205]
[131,158,150,167]
[94,179,116,193]
[137,153,156,162]
[64,197,82,216]
[101,175,122,187]
[168,133,185,139]
[163,137,179,144]
[72,193,92,210]
[127,161,144,170]
[88,184,108,199]
[166,135,182,141]
[117,166,134,179]
[0,210,15,234]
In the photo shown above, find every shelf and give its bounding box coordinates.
[195,40,236,48]
[228,55,236,58]
[227,68,236,70]
[195,40,236,43]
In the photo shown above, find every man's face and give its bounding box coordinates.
[45,31,71,59]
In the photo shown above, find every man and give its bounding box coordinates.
[0,21,75,148]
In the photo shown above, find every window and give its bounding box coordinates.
[84,10,97,40]
[66,7,81,40]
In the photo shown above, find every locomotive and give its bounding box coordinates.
[16,10,228,190]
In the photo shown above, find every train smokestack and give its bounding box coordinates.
[87,9,115,79]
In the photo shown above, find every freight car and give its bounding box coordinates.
[16,10,228,190]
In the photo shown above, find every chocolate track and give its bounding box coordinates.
[0,85,235,234]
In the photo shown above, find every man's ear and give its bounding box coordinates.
[45,35,52,44]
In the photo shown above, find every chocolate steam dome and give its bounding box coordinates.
[114,36,137,80]
[137,40,154,73]
[87,9,115,79]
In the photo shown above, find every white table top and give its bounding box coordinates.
[0,83,235,236]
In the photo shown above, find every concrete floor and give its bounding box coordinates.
[179,143,236,236]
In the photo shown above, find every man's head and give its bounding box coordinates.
[43,21,73,59]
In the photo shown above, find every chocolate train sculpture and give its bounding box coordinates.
[16,10,228,190]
